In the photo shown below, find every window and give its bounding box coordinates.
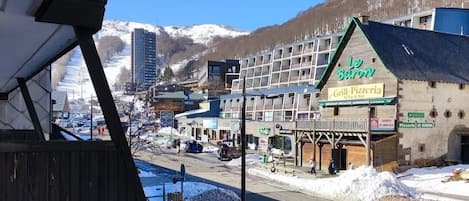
[458,110,465,119]
[370,107,376,118]
[285,111,294,121]
[333,107,339,116]
[429,81,436,88]
[418,144,425,152]
[430,108,438,118]
[459,84,465,90]
[264,111,273,121]
[209,65,222,81]
[256,112,263,121]
[298,113,309,120]
[444,110,452,118]
[273,111,283,121]
[419,15,432,24]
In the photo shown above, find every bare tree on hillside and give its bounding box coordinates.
[97,36,125,65]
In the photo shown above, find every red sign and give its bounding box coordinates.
[371,118,395,131]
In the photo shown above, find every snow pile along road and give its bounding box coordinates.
[188,188,240,201]
[249,166,415,201]
[227,154,261,167]
[144,182,239,201]
[398,164,469,197]
[335,166,415,201]
[138,169,157,177]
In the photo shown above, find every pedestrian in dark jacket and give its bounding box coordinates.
[328,159,336,175]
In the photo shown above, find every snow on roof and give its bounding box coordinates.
[174,108,209,118]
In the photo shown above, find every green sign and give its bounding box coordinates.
[336,56,376,80]
[398,122,433,128]
[258,128,271,136]
[399,122,416,128]
[408,112,425,118]
[417,123,433,128]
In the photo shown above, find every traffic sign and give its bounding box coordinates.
[160,111,174,128]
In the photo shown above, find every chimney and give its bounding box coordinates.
[358,14,370,25]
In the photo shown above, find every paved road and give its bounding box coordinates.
[136,149,328,201]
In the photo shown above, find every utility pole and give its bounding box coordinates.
[366,103,372,166]
[241,76,246,201]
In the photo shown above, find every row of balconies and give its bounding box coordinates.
[239,34,341,69]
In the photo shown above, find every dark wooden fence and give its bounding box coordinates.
[0,141,142,201]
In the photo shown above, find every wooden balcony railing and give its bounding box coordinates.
[296,119,369,132]
[0,141,143,201]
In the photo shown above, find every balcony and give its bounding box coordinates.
[256,105,264,110]
[279,77,289,83]
[290,75,299,82]
[298,105,309,111]
[254,70,262,77]
[296,119,369,132]
[274,104,283,110]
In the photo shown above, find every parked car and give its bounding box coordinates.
[217,142,241,161]
[184,140,203,153]
[217,143,233,161]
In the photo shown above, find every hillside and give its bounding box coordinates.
[186,0,464,77]
[54,20,248,100]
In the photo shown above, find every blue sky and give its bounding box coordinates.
[104,0,323,31]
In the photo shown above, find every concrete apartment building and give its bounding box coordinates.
[218,34,342,154]
[385,7,469,34]
[131,28,157,91]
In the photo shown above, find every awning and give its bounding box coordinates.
[319,97,395,107]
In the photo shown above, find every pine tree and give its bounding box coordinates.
[162,66,174,82]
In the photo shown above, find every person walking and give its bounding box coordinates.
[348,162,354,170]
[176,139,181,155]
[309,157,317,175]
[328,159,336,175]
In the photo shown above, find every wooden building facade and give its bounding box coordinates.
[295,16,469,171]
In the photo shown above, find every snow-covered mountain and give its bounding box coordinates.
[98,20,248,45]
[164,24,248,45]
[55,20,249,101]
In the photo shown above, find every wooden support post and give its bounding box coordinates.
[294,131,298,166]
[318,143,323,171]
[367,112,372,166]
[74,27,146,201]
[300,142,304,167]
[313,121,316,161]
[17,78,45,141]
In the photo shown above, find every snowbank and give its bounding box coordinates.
[227,154,261,167]
[249,166,415,201]
[202,145,219,153]
[157,127,180,136]
[139,169,157,177]
[188,188,240,201]
[398,164,469,197]
[144,182,237,201]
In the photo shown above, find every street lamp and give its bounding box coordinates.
[240,76,283,201]
[241,76,247,201]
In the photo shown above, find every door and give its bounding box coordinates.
[332,148,347,170]
[461,136,469,164]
